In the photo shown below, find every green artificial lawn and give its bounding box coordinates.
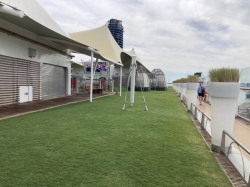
[0,88,232,187]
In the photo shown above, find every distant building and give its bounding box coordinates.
[107,19,124,48]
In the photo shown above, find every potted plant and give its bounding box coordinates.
[172,80,177,93]
[175,79,180,96]
[209,67,240,152]
[186,75,199,111]
[180,78,187,101]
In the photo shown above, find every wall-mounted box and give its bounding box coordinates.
[29,48,36,58]
[19,86,33,103]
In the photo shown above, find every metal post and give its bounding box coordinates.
[120,66,122,96]
[90,52,93,102]
[107,62,111,80]
[93,58,99,78]
[112,80,114,92]
[247,175,250,187]
[220,131,226,155]
[130,56,136,106]
[201,113,205,130]
[82,61,86,74]
[194,106,197,120]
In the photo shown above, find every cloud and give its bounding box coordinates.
[37,0,250,82]
[186,19,210,32]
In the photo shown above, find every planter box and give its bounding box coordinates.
[180,83,186,101]
[209,82,240,152]
[177,83,181,97]
[186,83,198,111]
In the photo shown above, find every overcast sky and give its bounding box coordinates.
[37,0,250,82]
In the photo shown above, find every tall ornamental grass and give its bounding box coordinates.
[180,78,187,83]
[209,68,240,82]
[187,75,199,83]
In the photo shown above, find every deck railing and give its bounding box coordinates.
[176,90,250,185]
[182,96,188,108]
[220,130,250,186]
[190,103,211,136]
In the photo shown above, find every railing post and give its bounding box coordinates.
[194,106,197,120]
[220,131,226,155]
[201,113,205,130]
[190,103,193,113]
[248,175,250,187]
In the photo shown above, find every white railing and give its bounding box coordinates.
[190,103,211,136]
[176,90,250,186]
[221,131,250,185]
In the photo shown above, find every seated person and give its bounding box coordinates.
[86,64,91,72]
[96,63,101,72]
[96,66,100,72]
[101,65,106,71]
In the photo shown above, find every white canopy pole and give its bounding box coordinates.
[120,66,122,96]
[90,51,94,102]
[93,58,99,77]
[130,55,137,106]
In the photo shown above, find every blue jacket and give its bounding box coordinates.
[198,85,204,93]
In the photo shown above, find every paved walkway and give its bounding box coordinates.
[195,99,250,151]
[0,92,116,121]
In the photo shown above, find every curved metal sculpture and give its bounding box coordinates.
[135,65,151,91]
[150,69,167,91]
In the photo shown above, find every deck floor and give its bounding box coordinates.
[0,92,116,121]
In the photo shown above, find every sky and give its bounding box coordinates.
[37,0,250,82]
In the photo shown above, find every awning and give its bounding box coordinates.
[69,26,123,66]
[0,1,106,59]
[0,0,70,38]
[121,48,150,73]
[71,61,83,68]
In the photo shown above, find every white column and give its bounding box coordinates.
[93,58,99,78]
[107,62,111,80]
[90,52,93,102]
[130,55,137,106]
[120,66,122,96]
[67,66,71,96]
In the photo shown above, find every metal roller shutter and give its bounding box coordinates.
[0,55,17,106]
[0,54,41,107]
[29,60,41,100]
[41,64,66,100]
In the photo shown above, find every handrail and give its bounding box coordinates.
[237,114,250,123]
[178,92,181,99]
[191,103,211,121]
[221,130,250,159]
[190,103,211,137]
[220,130,250,185]
[183,96,188,109]
[177,92,250,185]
